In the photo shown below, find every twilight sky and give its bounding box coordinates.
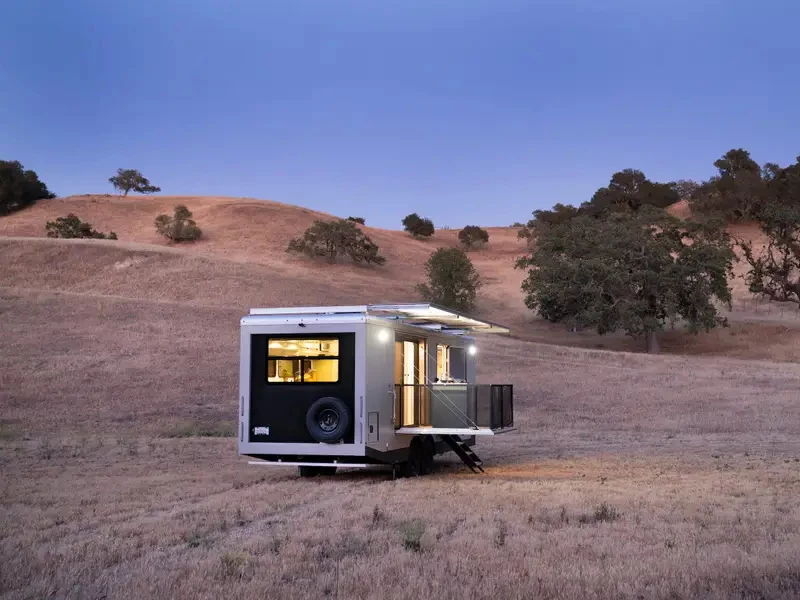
[2,0,799,227]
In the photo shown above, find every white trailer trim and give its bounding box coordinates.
[248,461,371,468]
[396,427,496,436]
[249,306,367,316]
[246,303,509,333]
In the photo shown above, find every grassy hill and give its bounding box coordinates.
[1,194,797,359]
[0,194,528,321]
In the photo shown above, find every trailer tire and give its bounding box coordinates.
[403,438,424,477]
[421,437,435,475]
[306,397,351,443]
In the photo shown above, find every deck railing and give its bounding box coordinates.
[393,383,513,431]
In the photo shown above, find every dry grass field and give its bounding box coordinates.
[2,195,800,599]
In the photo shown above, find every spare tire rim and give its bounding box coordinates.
[318,408,340,432]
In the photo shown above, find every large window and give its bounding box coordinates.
[266,338,339,383]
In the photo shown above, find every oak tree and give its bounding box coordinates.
[416,247,482,312]
[0,160,56,215]
[109,169,161,196]
[516,208,734,353]
[458,225,489,249]
[402,213,435,238]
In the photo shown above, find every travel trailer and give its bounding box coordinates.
[238,304,514,476]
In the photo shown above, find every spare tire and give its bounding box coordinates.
[306,397,351,443]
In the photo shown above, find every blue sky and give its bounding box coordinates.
[3,0,799,228]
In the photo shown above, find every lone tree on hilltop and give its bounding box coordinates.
[515,208,734,354]
[416,247,482,312]
[458,225,489,249]
[0,160,56,215]
[287,219,386,265]
[346,216,365,224]
[155,205,202,242]
[109,168,161,196]
[46,213,117,239]
[402,213,435,238]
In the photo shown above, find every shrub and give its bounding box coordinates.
[416,247,482,312]
[219,552,251,580]
[346,216,365,224]
[287,219,386,265]
[402,213,435,238]
[45,214,117,240]
[371,505,385,528]
[399,520,425,552]
[458,225,489,249]
[493,518,508,547]
[155,205,202,242]
[579,502,620,525]
[1,160,56,215]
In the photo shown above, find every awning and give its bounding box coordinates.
[366,303,509,334]
[248,303,510,334]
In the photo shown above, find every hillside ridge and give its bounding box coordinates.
[2,194,791,360]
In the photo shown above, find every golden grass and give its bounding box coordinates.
[2,288,800,598]
[2,439,799,600]
[0,194,528,328]
[2,196,800,598]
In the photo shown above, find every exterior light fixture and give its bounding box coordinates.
[377,329,391,343]
[468,345,477,355]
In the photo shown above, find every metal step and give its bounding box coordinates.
[441,435,485,473]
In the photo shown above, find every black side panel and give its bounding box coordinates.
[249,333,356,443]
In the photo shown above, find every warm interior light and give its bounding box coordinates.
[468,345,477,355]
[377,329,390,343]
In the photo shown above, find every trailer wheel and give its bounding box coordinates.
[421,438,435,475]
[403,438,424,477]
[305,397,351,443]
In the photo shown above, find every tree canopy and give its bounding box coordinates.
[416,247,482,312]
[517,169,678,240]
[737,155,800,303]
[287,219,386,265]
[516,208,734,353]
[581,169,679,216]
[109,169,161,196]
[402,213,435,238]
[458,225,489,249]
[0,160,56,215]
[688,149,777,221]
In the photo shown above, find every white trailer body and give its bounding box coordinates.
[238,304,514,475]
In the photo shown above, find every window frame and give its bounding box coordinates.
[265,336,341,385]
